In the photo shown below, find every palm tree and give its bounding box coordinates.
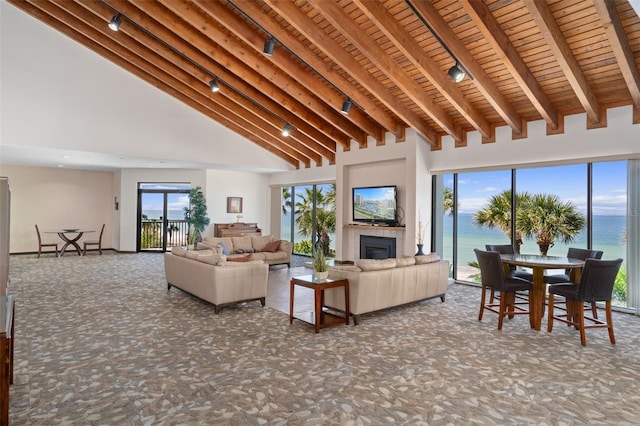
[295,186,336,256]
[281,187,292,216]
[443,186,455,215]
[517,193,585,255]
[473,190,532,253]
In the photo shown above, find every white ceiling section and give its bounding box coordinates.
[0,1,293,173]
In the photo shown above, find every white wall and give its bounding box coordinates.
[427,106,640,173]
[0,165,115,253]
[205,170,272,235]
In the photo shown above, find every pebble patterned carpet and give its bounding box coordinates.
[6,252,640,425]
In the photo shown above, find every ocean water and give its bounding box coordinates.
[142,209,186,220]
[444,213,627,268]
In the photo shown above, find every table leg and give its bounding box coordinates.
[314,287,322,334]
[343,282,350,326]
[58,232,83,256]
[530,267,546,330]
[289,279,294,325]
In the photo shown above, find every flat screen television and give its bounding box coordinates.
[352,185,397,225]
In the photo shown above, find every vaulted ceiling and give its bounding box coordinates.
[8,0,640,169]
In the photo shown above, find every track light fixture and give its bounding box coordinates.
[263,37,276,56]
[108,14,122,31]
[209,77,220,93]
[282,123,292,137]
[448,63,465,83]
[341,98,353,115]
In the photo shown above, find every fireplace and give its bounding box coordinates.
[360,235,396,259]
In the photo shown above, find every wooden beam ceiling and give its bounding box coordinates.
[7,0,640,168]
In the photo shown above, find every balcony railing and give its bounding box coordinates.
[140,219,189,250]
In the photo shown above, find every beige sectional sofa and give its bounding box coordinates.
[198,235,293,267]
[164,247,269,314]
[325,254,450,324]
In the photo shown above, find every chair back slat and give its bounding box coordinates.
[485,244,514,254]
[578,258,623,302]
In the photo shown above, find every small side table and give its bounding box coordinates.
[290,275,349,333]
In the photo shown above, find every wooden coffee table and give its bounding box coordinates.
[290,275,349,333]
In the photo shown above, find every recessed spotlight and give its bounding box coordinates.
[57,164,65,168]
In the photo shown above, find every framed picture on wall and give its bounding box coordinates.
[227,197,243,213]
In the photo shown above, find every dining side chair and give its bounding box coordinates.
[545,247,604,318]
[547,258,622,346]
[83,224,105,255]
[474,249,533,330]
[35,224,58,258]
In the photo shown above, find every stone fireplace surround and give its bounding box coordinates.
[343,224,405,262]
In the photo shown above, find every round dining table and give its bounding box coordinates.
[500,254,585,330]
[44,229,95,256]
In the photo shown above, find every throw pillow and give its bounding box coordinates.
[227,254,252,262]
[218,242,230,255]
[415,253,441,264]
[262,240,281,253]
[231,236,253,252]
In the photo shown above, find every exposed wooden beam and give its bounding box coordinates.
[265,0,440,147]
[24,0,305,167]
[192,0,384,144]
[156,0,367,147]
[593,0,640,115]
[228,0,404,140]
[406,0,523,136]
[307,0,461,144]
[461,0,559,130]
[524,0,602,125]
[105,0,341,158]
[71,0,328,166]
[354,0,491,140]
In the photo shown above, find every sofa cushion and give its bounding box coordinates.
[262,239,281,252]
[171,246,187,257]
[396,256,416,267]
[252,235,274,251]
[197,242,222,254]
[355,258,397,271]
[415,253,441,264]
[231,236,253,252]
[197,254,227,265]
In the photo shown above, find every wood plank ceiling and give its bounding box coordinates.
[8,0,640,169]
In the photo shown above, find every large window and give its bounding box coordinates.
[281,183,336,257]
[436,160,631,309]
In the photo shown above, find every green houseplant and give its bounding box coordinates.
[312,241,328,279]
[183,186,210,248]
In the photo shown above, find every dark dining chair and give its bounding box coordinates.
[545,247,603,318]
[474,249,532,330]
[35,224,58,258]
[83,224,105,255]
[547,258,622,346]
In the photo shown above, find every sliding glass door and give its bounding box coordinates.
[137,183,191,252]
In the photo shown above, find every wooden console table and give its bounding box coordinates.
[214,223,261,238]
[1,295,15,426]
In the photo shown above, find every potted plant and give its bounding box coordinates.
[312,242,329,280]
[183,186,210,249]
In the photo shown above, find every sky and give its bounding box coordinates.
[445,160,628,216]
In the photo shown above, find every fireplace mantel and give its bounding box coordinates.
[344,224,406,231]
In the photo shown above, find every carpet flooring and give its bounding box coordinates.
[6,252,640,425]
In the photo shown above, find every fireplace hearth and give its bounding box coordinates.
[360,235,396,259]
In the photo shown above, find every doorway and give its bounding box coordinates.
[137,183,191,252]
